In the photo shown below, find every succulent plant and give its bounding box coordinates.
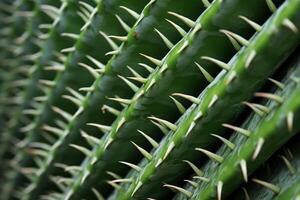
[0,0,299,200]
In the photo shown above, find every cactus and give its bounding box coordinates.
[0,0,300,200]
[227,133,300,200]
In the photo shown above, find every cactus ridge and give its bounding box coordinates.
[33,1,208,199]
[0,0,70,164]
[0,0,300,200]
[108,0,300,199]
[54,0,276,199]
[175,49,300,200]
[0,1,86,199]
[0,0,37,154]
[228,132,300,200]
[2,0,204,199]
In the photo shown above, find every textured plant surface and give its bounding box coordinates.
[0,0,299,200]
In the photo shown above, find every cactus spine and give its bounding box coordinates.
[0,0,300,200]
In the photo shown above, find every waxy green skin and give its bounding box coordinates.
[0,0,69,166]
[64,0,277,199]
[188,1,300,199]
[275,177,300,200]
[1,0,300,200]
[0,0,37,161]
[23,0,163,198]
[230,132,300,200]
[111,0,300,199]
[8,0,190,199]
[0,1,87,199]
[44,1,208,199]
[178,49,300,200]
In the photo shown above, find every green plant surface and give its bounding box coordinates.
[0,0,36,120]
[22,1,207,199]
[108,0,300,199]
[228,133,300,200]
[0,0,83,166]
[0,0,40,164]
[0,1,87,199]
[2,0,177,199]
[58,0,282,199]
[1,0,300,200]
[174,48,300,200]
[189,51,300,200]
